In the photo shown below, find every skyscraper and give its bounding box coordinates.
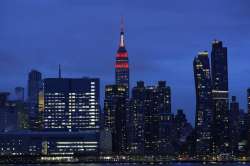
[229,96,240,156]
[0,93,20,132]
[210,40,230,155]
[127,81,145,154]
[128,81,173,155]
[247,89,250,155]
[174,109,193,152]
[0,92,9,107]
[157,81,174,155]
[248,89,250,114]
[104,84,127,154]
[43,77,100,132]
[115,18,129,97]
[28,70,42,129]
[237,109,248,156]
[28,70,42,116]
[193,51,213,157]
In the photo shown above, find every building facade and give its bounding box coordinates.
[174,109,193,152]
[115,19,129,98]
[0,93,19,132]
[43,78,100,132]
[0,131,99,156]
[229,96,240,156]
[247,89,250,155]
[28,70,42,116]
[193,51,213,157]
[103,84,127,154]
[128,81,173,155]
[28,70,42,129]
[210,40,230,155]
[127,81,145,154]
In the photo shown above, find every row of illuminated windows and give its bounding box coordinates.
[44,116,97,118]
[46,92,96,95]
[45,93,96,97]
[45,106,65,109]
[44,115,98,118]
[44,122,96,126]
[45,102,97,105]
[44,109,98,112]
[68,103,96,106]
[45,112,98,116]
[46,103,65,106]
[44,109,66,112]
[46,93,64,95]
[44,118,99,121]
[44,117,99,120]
[44,124,99,128]
[56,145,97,148]
[68,105,97,109]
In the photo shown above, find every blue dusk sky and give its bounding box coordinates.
[1,0,250,123]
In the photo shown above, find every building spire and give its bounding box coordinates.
[59,64,61,78]
[119,16,125,48]
[121,16,124,33]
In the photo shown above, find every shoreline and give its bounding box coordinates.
[0,156,250,164]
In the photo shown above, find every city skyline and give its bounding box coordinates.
[0,1,250,161]
[1,0,250,124]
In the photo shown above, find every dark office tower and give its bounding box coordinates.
[211,40,230,155]
[43,77,100,132]
[247,89,250,132]
[229,96,240,156]
[115,18,129,97]
[15,87,25,102]
[238,109,248,156]
[0,92,9,107]
[247,89,250,155]
[248,89,250,114]
[104,85,127,154]
[193,51,213,157]
[28,70,42,116]
[127,81,146,154]
[143,86,159,154]
[175,109,187,144]
[142,86,154,154]
[174,109,193,152]
[0,93,19,132]
[128,81,172,155]
[157,81,174,155]
[239,109,247,132]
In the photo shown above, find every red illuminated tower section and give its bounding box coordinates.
[115,18,129,97]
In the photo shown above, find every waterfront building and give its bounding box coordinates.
[174,109,193,152]
[27,70,42,129]
[43,77,100,132]
[28,70,42,116]
[128,81,173,155]
[103,84,127,154]
[247,89,250,155]
[127,81,146,154]
[99,129,112,155]
[0,131,99,156]
[229,96,240,156]
[193,51,213,157]
[210,40,230,155]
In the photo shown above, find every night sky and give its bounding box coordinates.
[1,0,250,124]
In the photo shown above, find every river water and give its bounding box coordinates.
[5,163,250,166]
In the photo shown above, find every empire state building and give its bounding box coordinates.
[115,18,129,97]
